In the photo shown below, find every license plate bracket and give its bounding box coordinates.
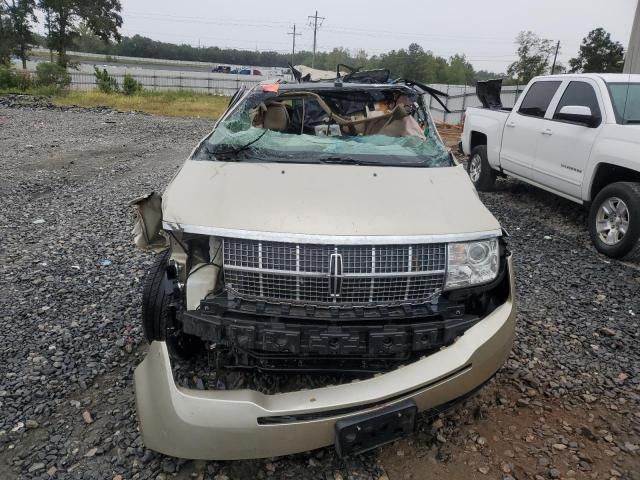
[334,399,417,457]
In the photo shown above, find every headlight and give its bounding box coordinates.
[444,238,500,290]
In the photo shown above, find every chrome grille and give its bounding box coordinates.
[223,238,446,307]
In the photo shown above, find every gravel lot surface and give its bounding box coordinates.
[0,97,638,480]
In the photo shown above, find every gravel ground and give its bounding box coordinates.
[0,98,638,480]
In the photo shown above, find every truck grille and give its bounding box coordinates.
[223,238,447,307]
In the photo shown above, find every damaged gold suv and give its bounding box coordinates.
[132,72,516,460]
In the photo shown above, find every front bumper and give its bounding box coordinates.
[134,257,516,460]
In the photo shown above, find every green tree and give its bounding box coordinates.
[122,73,142,95]
[35,61,70,89]
[38,0,122,67]
[0,3,15,65]
[447,54,475,84]
[4,0,37,69]
[94,66,118,92]
[568,28,624,73]
[507,31,555,84]
[74,21,109,53]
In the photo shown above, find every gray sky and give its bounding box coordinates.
[117,0,636,72]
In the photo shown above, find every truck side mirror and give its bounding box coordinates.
[556,105,601,127]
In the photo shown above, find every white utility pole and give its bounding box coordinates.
[624,0,640,73]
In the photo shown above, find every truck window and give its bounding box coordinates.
[608,83,640,124]
[518,81,562,118]
[553,81,601,123]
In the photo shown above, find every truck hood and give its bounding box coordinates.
[162,160,501,239]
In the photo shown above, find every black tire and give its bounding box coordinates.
[142,250,202,358]
[467,145,497,192]
[588,182,640,259]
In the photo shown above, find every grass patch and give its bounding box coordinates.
[0,86,65,96]
[52,90,230,119]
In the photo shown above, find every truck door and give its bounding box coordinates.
[500,80,562,179]
[534,80,603,200]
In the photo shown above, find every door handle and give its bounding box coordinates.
[506,121,516,128]
[541,128,553,136]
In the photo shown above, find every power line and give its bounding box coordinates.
[126,11,293,27]
[307,10,325,68]
[124,10,580,55]
[287,24,302,66]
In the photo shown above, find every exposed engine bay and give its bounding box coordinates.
[150,227,511,375]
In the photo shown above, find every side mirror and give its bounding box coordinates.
[556,105,600,127]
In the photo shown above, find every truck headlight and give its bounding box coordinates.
[444,238,499,290]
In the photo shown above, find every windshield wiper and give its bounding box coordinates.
[202,130,269,161]
[317,156,432,167]
[317,156,380,166]
[624,119,640,124]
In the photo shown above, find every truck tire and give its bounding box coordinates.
[142,250,202,358]
[588,182,640,259]
[467,145,496,191]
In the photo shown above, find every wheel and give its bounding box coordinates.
[142,250,202,358]
[588,182,640,259]
[467,145,496,191]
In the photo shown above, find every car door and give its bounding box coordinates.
[534,80,603,200]
[500,80,563,179]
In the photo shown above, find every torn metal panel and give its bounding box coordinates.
[130,192,168,252]
[476,79,504,109]
[184,237,222,310]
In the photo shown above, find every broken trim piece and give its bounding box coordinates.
[162,222,502,245]
[130,192,169,252]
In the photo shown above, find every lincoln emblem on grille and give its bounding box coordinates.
[328,253,343,297]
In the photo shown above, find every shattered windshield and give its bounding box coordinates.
[193,86,452,167]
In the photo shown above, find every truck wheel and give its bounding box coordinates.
[588,182,640,259]
[142,250,202,358]
[467,145,496,191]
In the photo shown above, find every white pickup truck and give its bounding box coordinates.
[461,74,640,258]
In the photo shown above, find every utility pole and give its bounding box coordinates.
[287,24,301,66]
[551,40,560,74]
[307,10,325,68]
[624,0,640,73]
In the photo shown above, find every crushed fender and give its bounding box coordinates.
[130,192,168,252]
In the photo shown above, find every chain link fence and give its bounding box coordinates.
[27,70,263,96]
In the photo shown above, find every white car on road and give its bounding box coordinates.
[461,74,640,258]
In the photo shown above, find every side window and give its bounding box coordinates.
[553,81,601,121]
[518,81,562,118]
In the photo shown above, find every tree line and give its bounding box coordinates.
[37,30,501,85]
[506,29,624,84]
[1,0,121,68]
[0,0,627,87]
[64,27,627,85]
